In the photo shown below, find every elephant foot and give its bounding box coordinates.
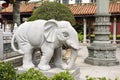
[22,63,35,70]
[38,64,51,71]
[54,62,61,67]
[61,63,72,70]
[61,63,68,70]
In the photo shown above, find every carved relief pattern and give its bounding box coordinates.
[96,16,110,23]
[94,16,111,41]
[95,26,110,32]
[95,35,109,41]
[89,49,116,59]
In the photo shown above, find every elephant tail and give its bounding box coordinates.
[11,34,24,54]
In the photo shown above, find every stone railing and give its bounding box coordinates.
[0,23,20,60]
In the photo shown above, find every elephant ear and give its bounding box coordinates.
[44,20,58,42]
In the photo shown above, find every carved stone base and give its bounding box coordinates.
[17,65,80,80]
[85,42,119,66]
[85,57,119,66]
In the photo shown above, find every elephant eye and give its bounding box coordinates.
[62,32,69,37]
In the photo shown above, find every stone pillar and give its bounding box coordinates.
[60,0,63,4]
[84,0,119,66]
[113,17,117,44]
[69,0,75,4]
[83,18,87,43]
[13,23,18,34]
[0,29,3,55]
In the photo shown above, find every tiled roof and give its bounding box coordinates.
[69,3,120,16]
[110,3,120,14]
[1,3,120,16]
[0,3,40,14]
[68,4,96,16]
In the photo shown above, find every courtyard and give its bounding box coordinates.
[77,43,120,80]
[0,0,120,80]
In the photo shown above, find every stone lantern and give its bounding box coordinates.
[85,0,119,66]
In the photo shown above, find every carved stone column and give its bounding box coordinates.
[113,17,117,44]
[84,0,119,66]
[83,18,87,43]
[0,29,3,57]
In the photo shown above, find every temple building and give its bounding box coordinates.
[0,2,120,43]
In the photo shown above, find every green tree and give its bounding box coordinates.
[4,0,28,26]
[29,1,76,25]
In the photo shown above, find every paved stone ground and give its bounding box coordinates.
[4,43,120,80]
[76,43,120,80]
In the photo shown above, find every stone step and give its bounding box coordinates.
[3,52,41,67]
[3,55,23,67]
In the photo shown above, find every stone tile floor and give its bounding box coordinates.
[77,44,120,80]
[4,43,120,80]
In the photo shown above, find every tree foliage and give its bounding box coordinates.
[17,68,48,80]
[3,0,28,25]
[0,62,16,80]
[4,0,29,3]
[28,2,76,25]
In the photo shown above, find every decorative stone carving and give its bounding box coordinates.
[11,19,81,71]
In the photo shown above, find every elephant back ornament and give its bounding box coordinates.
[11,19,81,71]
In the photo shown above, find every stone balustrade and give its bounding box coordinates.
[0,23,18,60]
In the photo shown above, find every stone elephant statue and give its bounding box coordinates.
[11,19,80,71]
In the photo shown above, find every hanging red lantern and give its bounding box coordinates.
[2,3,9,8]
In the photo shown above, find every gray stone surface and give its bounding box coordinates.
[96,0,109,14]
[77,44,120,80]
[85,43,119,66]
[4,55,23,67]
[0,29,3,55]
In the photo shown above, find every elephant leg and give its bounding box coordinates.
[54,48,68,69]
[38,46,54,71]
[19,42,35,70]
[54,48,62,68]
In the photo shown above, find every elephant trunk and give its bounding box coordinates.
[61,39,80,69]
[67,49,78,69]
[62,38,80,69]
[61,48,78,70]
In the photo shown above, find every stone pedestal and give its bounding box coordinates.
[17,66,80,80]
[85,41,119,66]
